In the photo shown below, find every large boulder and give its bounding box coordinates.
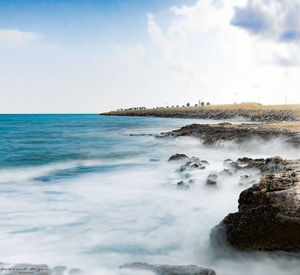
[212,159,300,251]
[168,154,189,161]
[120,262,216,275]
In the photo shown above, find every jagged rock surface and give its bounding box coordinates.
[101,108,299,121]
[162,123,300,147]
[213,159,300,251]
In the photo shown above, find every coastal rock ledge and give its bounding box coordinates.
[162,122,300,147]
[120,262,216,275]
[213,159,300,251]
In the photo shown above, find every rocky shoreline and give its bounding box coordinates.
[163,121,300,254]
[161,122,300,147]
[118,122,300,274]
[211,157,300,252]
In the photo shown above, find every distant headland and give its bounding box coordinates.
[100,103,300,122]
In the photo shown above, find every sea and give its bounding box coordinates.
[0,114,299,275]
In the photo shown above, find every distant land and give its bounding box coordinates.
[100,103,300,121]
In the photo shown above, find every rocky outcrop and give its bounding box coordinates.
[212,159,300,251]
[162,122,300,147]
[169,155,210,189]
[176,157,208,172]
[120,262,216,275]
[226,156,289,174]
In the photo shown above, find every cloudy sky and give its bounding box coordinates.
[1,0,300,113]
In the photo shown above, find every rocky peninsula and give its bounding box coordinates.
[101,104,300,122]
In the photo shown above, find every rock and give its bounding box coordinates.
[120,262,216,275]
[213,159,300,251]
[207,174,218,186]
[177,180,190,189]
[168,154,189,161]
[162,123,300,147]
[176,158,207,172]
[237,157,252,163]
[240,156,287,174]
[191,163,205,169]
[224,156,289,175]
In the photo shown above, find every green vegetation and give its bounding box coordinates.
[115,101,212,112]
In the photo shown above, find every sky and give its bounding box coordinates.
[1,0,300,113]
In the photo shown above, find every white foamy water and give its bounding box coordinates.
[0,115,299,275]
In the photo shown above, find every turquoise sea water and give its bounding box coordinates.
[0,115,299,275]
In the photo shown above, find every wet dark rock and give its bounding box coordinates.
[120,262,216,275]
[207,174,218,186]
[225,156,289,175]
[213,159,300,251]
[237,157,253,163]
[177,180,190,189]
[176,157,207,172]
[191,163,205,169]
[168,154,189,161]
[242,156,287,174]
[162,123,300,147]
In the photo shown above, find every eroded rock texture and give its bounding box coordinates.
[162,123,300,147]
[214,159,300,251]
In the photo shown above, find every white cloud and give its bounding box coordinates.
[0,29,40,49]
[232,0,300,43]
[144,0,300,105]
